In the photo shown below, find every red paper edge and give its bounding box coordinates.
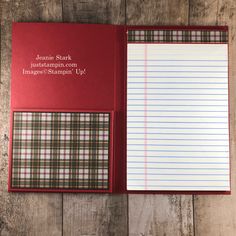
[8,109,114,193]
[123,25,231,195]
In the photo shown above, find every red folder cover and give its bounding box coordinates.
[9,23,230,194]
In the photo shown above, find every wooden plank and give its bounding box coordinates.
[0,1,62,235]
[190,0,236,235]
[127,0,194,235]
[63,194,128,236]
[63,0,125,24]
[62,1,128,236]
[127,0,189,25]
[129,195,193,236]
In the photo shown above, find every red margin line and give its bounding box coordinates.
[144,44,148,190]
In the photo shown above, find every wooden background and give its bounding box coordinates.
[0,0,235,235]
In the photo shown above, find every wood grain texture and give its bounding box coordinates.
[12,0,62,22]
[63,194,128,236]
[128,194,194,236]
[62,1,128,236]
[126,0,189,25]
[63,0,125,24]
[190,0,236,235]
[0,1,62,235]
[126,1,194,235]
[129,195,193,236]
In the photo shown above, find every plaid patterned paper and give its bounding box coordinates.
[128,29,228,43]
[11,112,110,190]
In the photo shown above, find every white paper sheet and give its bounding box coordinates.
[127,43,230,191]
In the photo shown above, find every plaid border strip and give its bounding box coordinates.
[11,112,110,190]
[128,30,228,43]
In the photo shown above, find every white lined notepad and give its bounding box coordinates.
[127,43,230,191]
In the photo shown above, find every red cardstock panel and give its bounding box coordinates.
[11,23,116,110]
[9,23,230,194]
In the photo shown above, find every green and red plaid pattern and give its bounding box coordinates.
[128,29,228,43]
[11,112,110,190]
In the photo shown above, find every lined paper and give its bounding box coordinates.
[127,43,230,191]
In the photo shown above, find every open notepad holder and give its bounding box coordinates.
[9,23,230,194]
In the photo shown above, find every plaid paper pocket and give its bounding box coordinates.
[11,112,111,190]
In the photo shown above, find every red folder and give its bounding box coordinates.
[9,23,230,194]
